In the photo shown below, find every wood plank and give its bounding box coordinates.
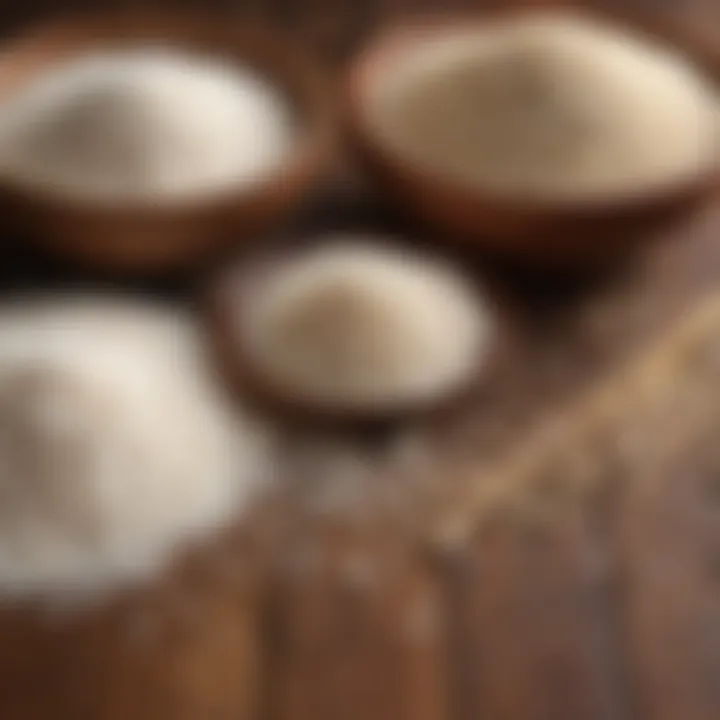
[264,525,448,720]
[443,497,633,720]
[0,530,265,720]
[615,434,720,720]
[435,280,720,720]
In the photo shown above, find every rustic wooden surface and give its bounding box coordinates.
[0,1,719,719]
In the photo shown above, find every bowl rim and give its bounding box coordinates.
[346,6,720,216]
[0,9,335,216]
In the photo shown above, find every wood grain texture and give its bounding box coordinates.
[0,531,265,720]
[616,435,720,720]
[443,503,633,720]
[264,525,449,720]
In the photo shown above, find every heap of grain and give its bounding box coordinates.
[0,297,270,600]
[366,13,718,200]
[226,240,493,414]
[0,48,293,202]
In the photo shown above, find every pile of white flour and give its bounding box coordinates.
[0,297,270,599]
[0,48,293,202]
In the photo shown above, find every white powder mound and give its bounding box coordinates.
[239,241,492,412]
[0,48,293,203]
[368,13,719,200]
[0,297,270,599]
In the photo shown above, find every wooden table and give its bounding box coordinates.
[247,190,720,720]
[1,1,720,719]
[232,3,720,718]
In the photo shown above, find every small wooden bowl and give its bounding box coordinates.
[205,244,505,427]
[346,9,720,270]
[0,11,334,274]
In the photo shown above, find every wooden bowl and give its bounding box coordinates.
[0,11,334,274]
[345,9,720,270]
[205,244,505,427]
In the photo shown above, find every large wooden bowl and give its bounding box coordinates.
[0,11,334,274]
[345,9,720,270]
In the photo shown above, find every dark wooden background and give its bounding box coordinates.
[0,0,715,63]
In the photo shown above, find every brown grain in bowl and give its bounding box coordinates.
[0,11,334,274]
[205,241,506,426]
[345,8,720,271]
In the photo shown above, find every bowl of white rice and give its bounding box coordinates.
[0,11,333,273]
